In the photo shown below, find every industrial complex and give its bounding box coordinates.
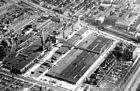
[0,0,140,91]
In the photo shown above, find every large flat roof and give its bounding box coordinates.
[46,35,114,84]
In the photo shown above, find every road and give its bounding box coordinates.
[102,26,138,42]
[80,21,140,48]
[0,69,69,91]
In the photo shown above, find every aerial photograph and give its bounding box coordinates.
[0,0,140,91]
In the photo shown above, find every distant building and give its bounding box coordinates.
[97,17,105,23]
[135,32,140,42]
[11,0,22,3]
[101,0,124,4]
[133,0,140,4]
[115,10,139,31]
[115,20,129,30]
[103,16,118,25]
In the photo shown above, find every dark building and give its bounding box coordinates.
[0,40,10,61]
[0,46,6,61]
[129,26,136,32]
[10,52,40,74]
[2,45,41,74]
[122,49,133,61]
